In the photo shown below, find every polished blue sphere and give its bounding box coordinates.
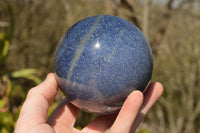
[54,15,153,114]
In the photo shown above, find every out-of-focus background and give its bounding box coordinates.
[0,0,200,132]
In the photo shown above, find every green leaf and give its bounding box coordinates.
[25,75,42,85]
[11,68,39,77]
[1,127,9,133]
[0,99,6,108]
[11,68,42,84]
[0,111,13,124]
[75,126,82,130]
[0,33,6,41]
[2,40,9,57]
[5,77,11,97]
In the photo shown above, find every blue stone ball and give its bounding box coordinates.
[54,15,153,114]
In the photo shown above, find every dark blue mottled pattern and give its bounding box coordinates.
[54,15,153,114]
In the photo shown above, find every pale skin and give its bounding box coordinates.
[14,73,164,133]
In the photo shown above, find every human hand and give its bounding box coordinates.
[14,73,163,133]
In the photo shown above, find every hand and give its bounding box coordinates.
[14,73,163,133]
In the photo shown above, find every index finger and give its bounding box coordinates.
[16,73,58,128]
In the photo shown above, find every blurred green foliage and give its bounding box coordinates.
[0,43,41,133]
[11,69,41,84]
[0,1,42,132]
[0,0,200,133]
[0,33,9,66]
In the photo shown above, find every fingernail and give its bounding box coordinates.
[46,73,53,79]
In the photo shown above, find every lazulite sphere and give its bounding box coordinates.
[54,15,153,114]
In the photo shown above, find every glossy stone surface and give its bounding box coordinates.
[54,15,153,114]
